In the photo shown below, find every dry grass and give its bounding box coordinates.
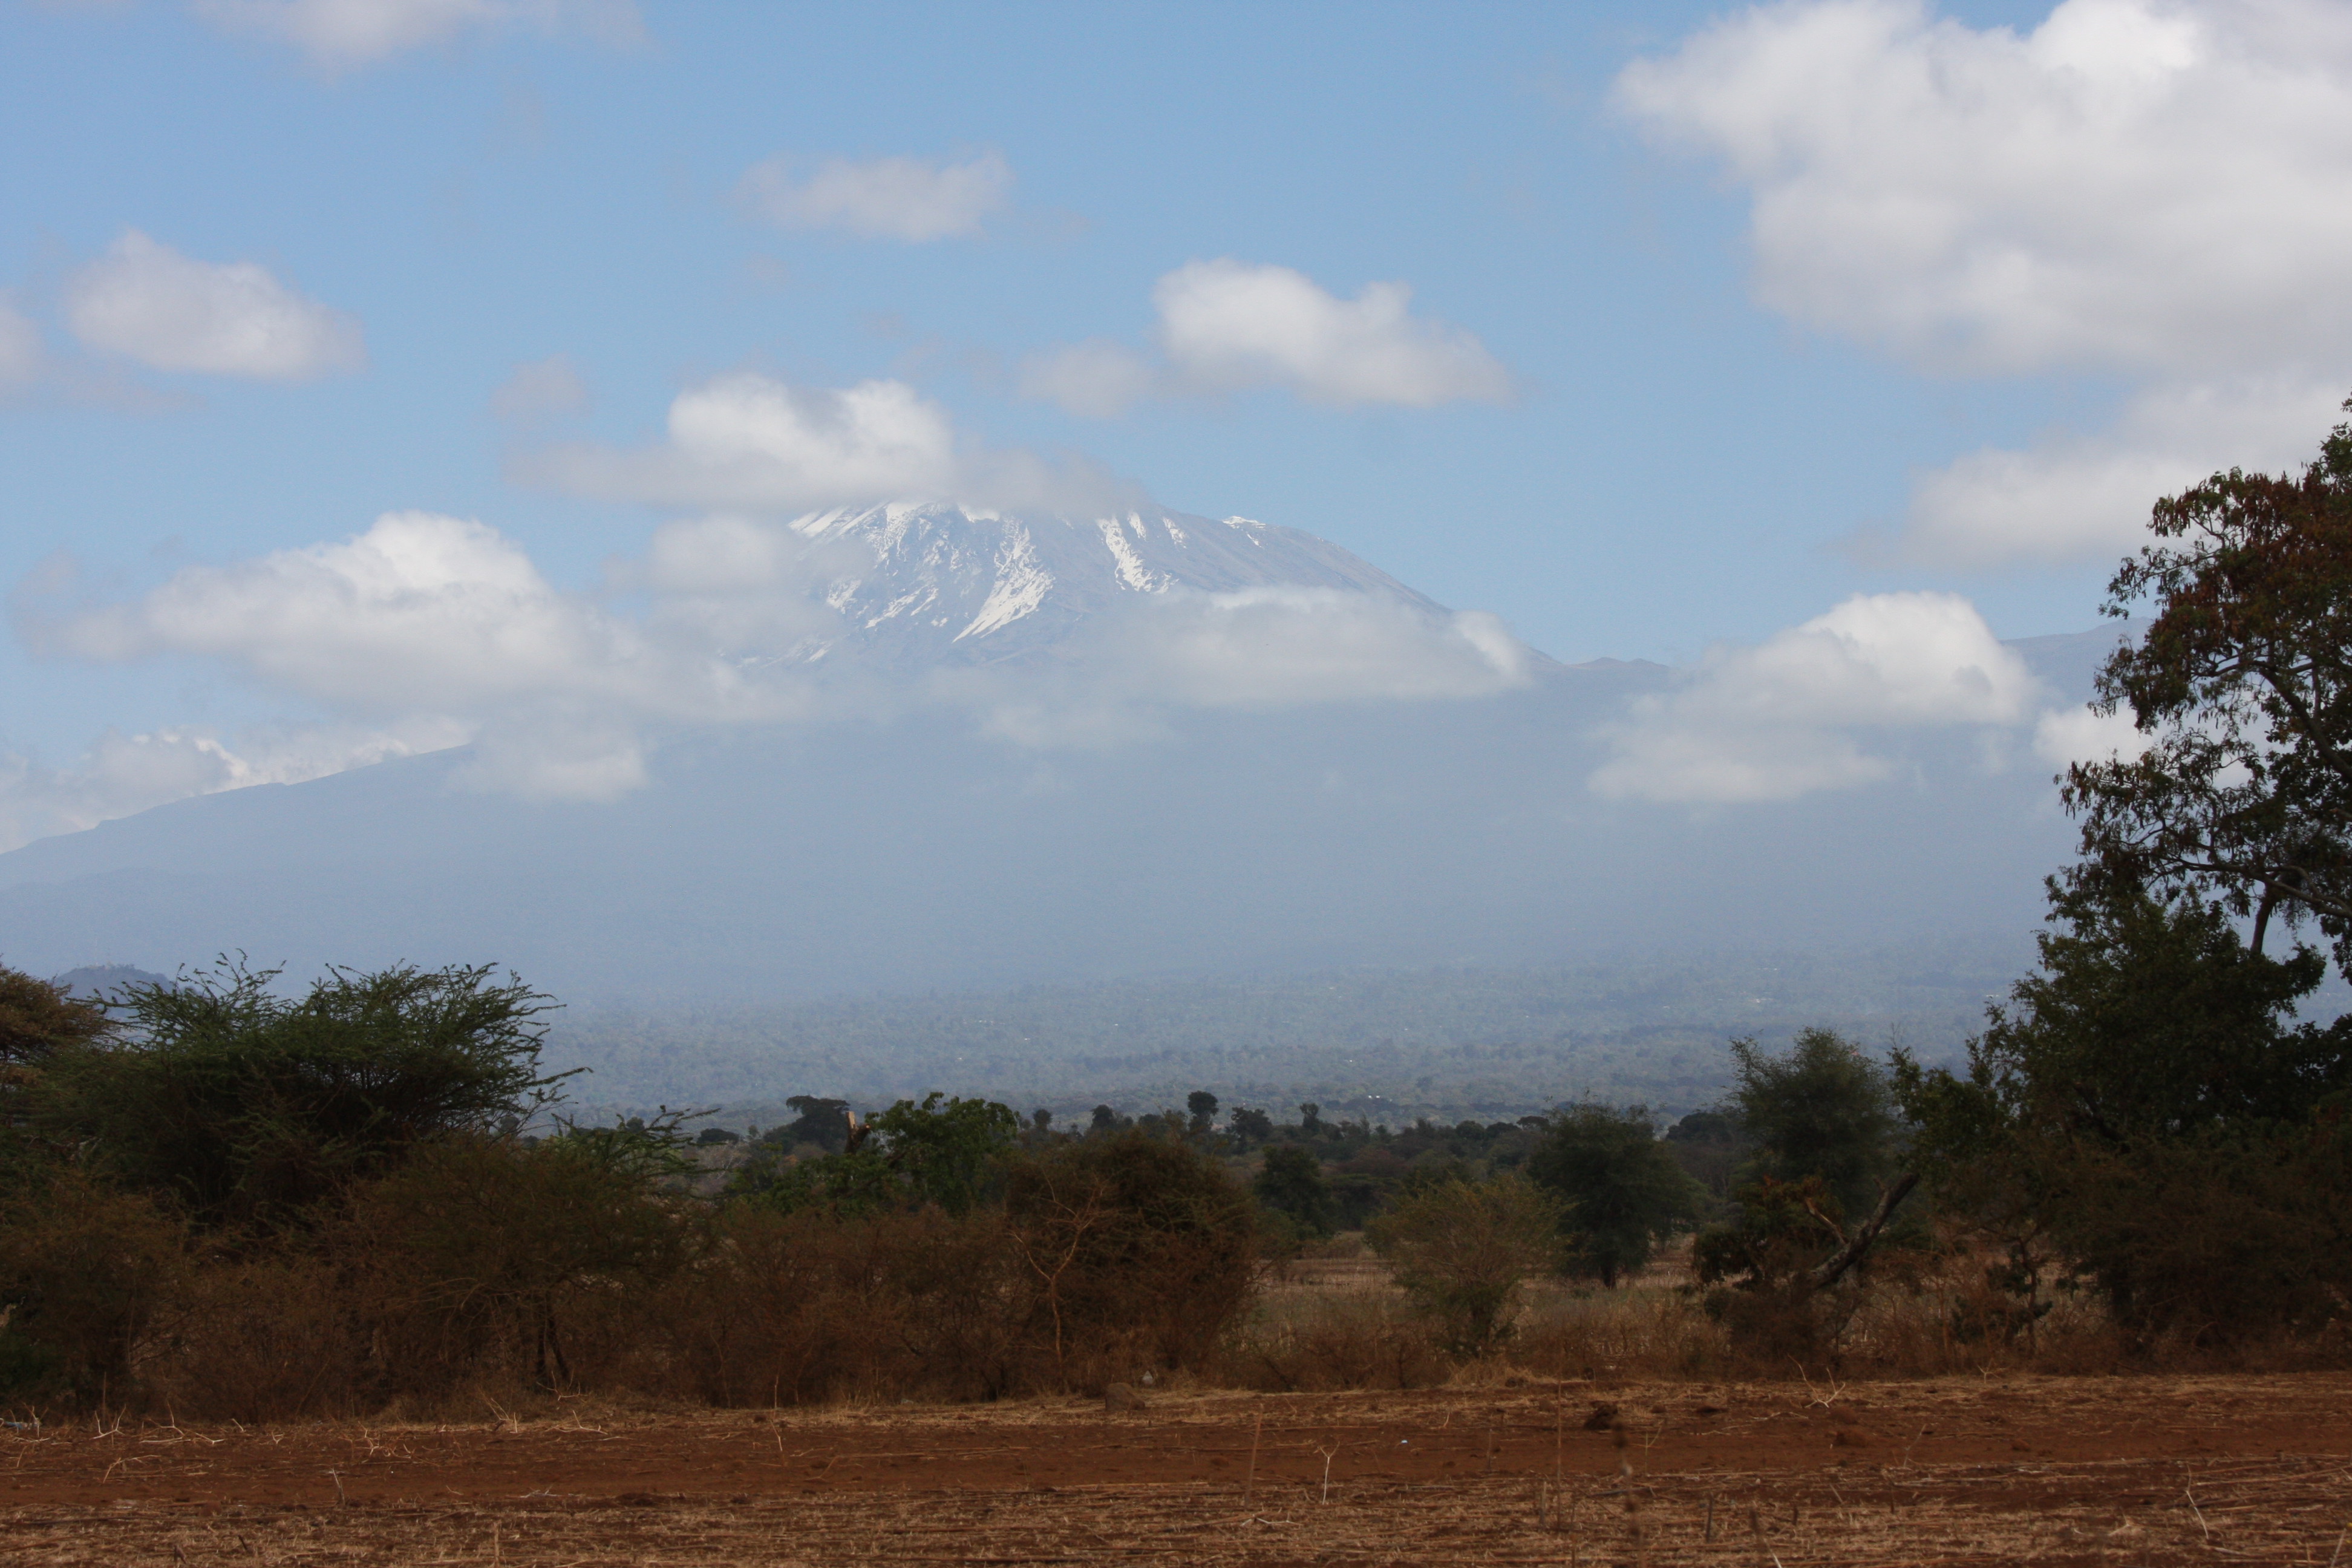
[8,1373,2352,1564]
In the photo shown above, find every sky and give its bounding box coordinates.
[4,0,2350,849]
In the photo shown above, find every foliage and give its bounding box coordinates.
[1366,1175,1562,1356]
[1896,881,2352,1339]
[1726,1028,1902,1225]
[0,965,113,1066]
[37,959,560,1231]
[336,1133,688,1394]
[734,1093,1021,1217]
[1524,1103,1705,1287]
[0,1168,186,1398]
[2065,397,2352,971]
[1253,1145,1337,1238]
[1003,1129,1261,1376]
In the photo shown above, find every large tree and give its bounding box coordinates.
[1523,1103,1703,1287]
[2066,399,2352,965]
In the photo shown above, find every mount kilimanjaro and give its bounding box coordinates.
[0,506,2094,1014]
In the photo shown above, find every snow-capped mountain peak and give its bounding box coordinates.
[785,502,1442,667]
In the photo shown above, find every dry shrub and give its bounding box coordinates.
[1512,1287,1734,1382]
[1230,1294,1448,1391]
[668,1205,1023,1405]
[1003,1130,1259,1386]
[675,1129,1262,1405]
[0,1168,186,1401]
[327,1134,687,1405]
[143,1256,357,1422]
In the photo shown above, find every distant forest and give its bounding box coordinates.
[544,936,2048,1129]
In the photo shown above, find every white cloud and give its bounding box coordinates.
[1617,0,2352,563]
[0,298,44,393]
[32,511,833,800]
[490,352,590,423]
[1023,260,1514,416]
[518,371,1133,515]
[0,720,457,854]
[739,151,1012,242]
[1591,591,2041,803]
[1898,376,2347,566]
[64,230,365,380]
[19,503,1540,816]
[192,0,643,71]
[2033,702,2152,768]
[950,588,1534,747]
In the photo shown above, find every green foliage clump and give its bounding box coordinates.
[38,959,560,1232]
[1367,1175,1561,1356]
[1898,883,2352,1341]
[1524,1103,1704,1287]
[1252,1145,1336,1239]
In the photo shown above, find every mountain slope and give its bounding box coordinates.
[786,503,1443,668]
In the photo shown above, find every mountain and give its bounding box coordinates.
[48,962,168,999]
[783,502,1444,669]
[0,511,2118,1051]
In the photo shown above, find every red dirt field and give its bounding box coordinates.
[6,1374,2350,1564]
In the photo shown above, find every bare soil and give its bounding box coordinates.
[6,1373,2349,1564]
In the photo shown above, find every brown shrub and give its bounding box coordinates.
[0,1169,186,1401]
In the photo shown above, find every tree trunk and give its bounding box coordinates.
[1803,1174,1918,1295]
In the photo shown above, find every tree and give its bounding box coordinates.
[1185,1090,1218,1140]
[38,959,560,1230]
[1896,881,2352,1338]
[1524,1103,1705,1287]
[0,965,113,1067]
[1004,1128,1259,1374]
[1729,1029,1902,1224]
[1366,1176,1562,1356]
[1252,1145,1335,1237]
[2065,397,2352,967]
[1695,1030,1915,1299]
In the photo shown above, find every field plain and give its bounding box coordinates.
[7,1369,2349,1566]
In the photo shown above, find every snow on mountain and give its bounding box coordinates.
[785,503,1443,668]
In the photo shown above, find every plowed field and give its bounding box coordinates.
[7,1374,2349,1564]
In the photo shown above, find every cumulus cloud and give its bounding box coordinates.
[518,371,1134,516]
[1021,260,1514,416]
[1591,592,2042,803]
[29,511,834,800]
[0,720,459,854]
[1617,0,2352,563]
[1898,376,2347,566]
[64,230,365,380]
[18,501,1543,817]
[2033,702,2152,769]
[0,297,45,393]
[738,151,1013,241]
[192,0,643,72]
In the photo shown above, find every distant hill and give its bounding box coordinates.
[47,962,168,1000]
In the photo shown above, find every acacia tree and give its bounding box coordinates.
[1523,1103,1703,1287]
[2066,399,2352,962]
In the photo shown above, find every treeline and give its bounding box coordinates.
[0,961,1265,1416]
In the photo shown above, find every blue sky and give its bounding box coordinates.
[3,0,2347,844]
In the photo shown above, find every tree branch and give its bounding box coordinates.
[1804,1173,1918,1295]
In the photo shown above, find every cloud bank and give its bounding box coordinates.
[739,151,1013,241]
[1022,260,1514,416]
[64,230,365,381]
[1592,592,2042,803]
[12,508,1540,833]
[1618,0,2352,563]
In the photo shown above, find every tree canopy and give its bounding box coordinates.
[2066,398,2352,968]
